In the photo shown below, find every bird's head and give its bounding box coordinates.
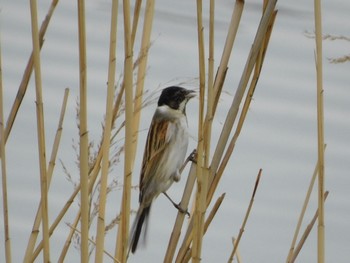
[158,86,196,114]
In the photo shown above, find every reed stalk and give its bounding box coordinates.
[29,0,51,261]
[290,192,329,263]
[31,83,125,261]
[58,212,80,263]
[115,1,134,261]
[94,0,119,262]
[314,0,325,262]
[203,0,215,167]
[286,145,326,263]
[131,0,142,47]
[227,169,262,263]
[211,0,244,116]
[76,0,89,261]
[23,88,69,262]
[182,193,226,263]
[192,0,207,262]
[231,238,242,263]
[207,3,277,206]
[210,0,277,185]
[204,0,244,182]
[177,193,226,263]
[132,0,155,168]
[174,2,277,261]
[31,149,102,261]
[164,152,197,262]
[4,0,59,143]
[0,34,12,263]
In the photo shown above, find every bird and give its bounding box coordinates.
[129,86,196,254]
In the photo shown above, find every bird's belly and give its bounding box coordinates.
[158,122,188,193]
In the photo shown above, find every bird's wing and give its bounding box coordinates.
[139,115,174,203]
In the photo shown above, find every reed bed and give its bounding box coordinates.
[0,0,328,262]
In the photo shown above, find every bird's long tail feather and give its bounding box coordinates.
[129,205,151,254]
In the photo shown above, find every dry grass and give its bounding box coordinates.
[0,0,330,262]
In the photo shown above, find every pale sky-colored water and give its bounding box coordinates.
[0,0,349,262]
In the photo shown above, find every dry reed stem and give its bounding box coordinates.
[314,0,325,261]
[94,0,119,261]
[29,0,51,261]
[192,0,207,262]
[176,2,277,260]
[115,1,134,261]
[31,80,125,261]
[207,3,277,208]
[0,35,12,263]
[205,0,244,179]
[58,212,80,263]
[286,145,326,263]
[76,0,89,261]
[131,0,155,169]
[4,0,59,144]
[290,191,329,263]
[178,193,226,263]
[209,0,277,186]
[164,152,197,262]
[203,0,215,167]
[211,0,244,116]
[131,0,142,47]
[227,169,262,263]
[30,151,102,261]
[231,238,242,263]
[23,88,69,261]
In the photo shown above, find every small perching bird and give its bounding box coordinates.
[129,86,196,254]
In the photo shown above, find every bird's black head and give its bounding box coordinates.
[158,86,196,113]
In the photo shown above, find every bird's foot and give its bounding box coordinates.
[174,203,190,217]
[189,149,197,164]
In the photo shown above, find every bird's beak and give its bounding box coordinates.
[186,90,196,100]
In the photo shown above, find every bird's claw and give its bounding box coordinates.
[175,203,190,217]
[189,149,197,164]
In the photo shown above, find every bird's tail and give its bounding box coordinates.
[129,204,151,254]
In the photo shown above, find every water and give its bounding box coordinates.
[0,0,349,262]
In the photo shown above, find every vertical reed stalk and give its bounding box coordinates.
[4,0,59,143]
[203,0,215,167]
[76,0,89,261]
[131,0,142,47]
[0,35,12,263]
[24,88,69,261]
[192,0,206,262]
[314,0,325,262]
[115,1,134,261]
[30,0,51,261]
[31,86,124,260]
[132,0,155,167]
[94,0,119,258]
[33,149,103,261]
[94,0,118,261]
